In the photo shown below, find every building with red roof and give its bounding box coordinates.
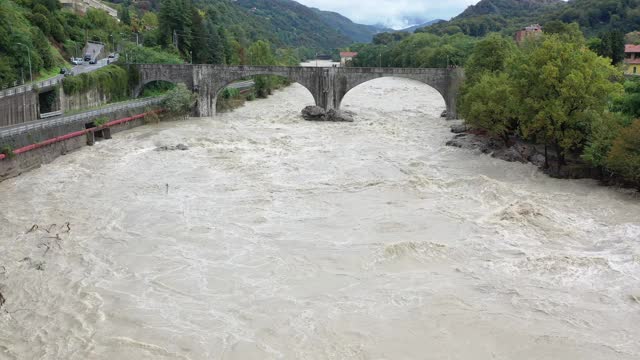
[625,44,640,76]
[340,52,358,67]
[515,24,542,44]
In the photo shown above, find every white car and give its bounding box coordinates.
[70,58,83,65]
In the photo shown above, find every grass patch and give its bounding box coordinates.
[1,145,15,159]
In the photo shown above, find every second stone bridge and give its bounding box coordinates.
[132,64,464,119]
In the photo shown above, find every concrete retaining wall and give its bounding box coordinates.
[0,91,39,127]
[61,88,111,112]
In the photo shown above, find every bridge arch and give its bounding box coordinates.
[330,68,462,120]
[191,65,323,117]
[210,72,319,110]
[336,74,448,110]
[339,76,447,116]
[132,64,195,98]
[135,80,176,98]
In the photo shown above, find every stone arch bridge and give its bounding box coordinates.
[132,64,464,119]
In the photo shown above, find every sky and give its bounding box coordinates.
[295,0,480,29]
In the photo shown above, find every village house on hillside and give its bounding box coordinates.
[515,24,543,44]
[340,52,358,67]
[625,44,640,76]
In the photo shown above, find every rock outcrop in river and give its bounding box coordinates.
[301,106,354,122]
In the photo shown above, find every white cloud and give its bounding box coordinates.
[296,0,479,29]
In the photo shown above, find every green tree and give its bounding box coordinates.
[248,40,276,97]
[463,33,515,85]
[158,0,192,55]
[606,120,640,187]
[120,6,131,26]
[510,35,623,170]
[190,8,207,63]
[248,40,275,65]
[611,78,640,119]
[597,30,625,65]
[582,112,627,169]
[162,83,195,116]
[460,72,517,145]
[204,19,224,64]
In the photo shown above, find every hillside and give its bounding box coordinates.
[422,0,561,36]
[310,8,389,43]
[232,0,352,49]
[423,0,640,37]
[0,0,125,88]
[457,0,562,18]
[400,19,444,33]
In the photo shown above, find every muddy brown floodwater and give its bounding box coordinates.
[1,78,639,359]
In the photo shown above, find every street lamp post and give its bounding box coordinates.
[16,43,32,83]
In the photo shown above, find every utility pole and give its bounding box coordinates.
[16,43,32,83]
[378,52,381,68]
[135,32,139,47]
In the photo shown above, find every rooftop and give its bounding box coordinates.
[625,44,640,53]
[340,52,358,58]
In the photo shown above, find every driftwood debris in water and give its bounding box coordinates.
[26,225,38,234]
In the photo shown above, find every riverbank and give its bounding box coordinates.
[446,121,640,191]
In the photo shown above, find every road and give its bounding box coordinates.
[227,80,254,90]
[0,43,114,99]
[82,42,104,62]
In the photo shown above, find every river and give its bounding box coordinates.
[0,78,639,359]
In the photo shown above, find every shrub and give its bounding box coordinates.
[606,120,640,187]
[162,83,195,116]
[62,65,128,101]
[94,116,108,126]
[1,145,14,159]
[221,87,240,99]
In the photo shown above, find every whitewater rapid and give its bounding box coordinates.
[0,78,639,359]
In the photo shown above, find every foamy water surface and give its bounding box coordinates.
[0,78,639,359]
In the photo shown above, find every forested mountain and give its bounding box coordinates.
[232,0,352,49]
[422,0,562,36]
[123,0,382,48]
[310,8,389,43]
[457,0,562,18]
[400,19,444,33]
[423,0,640,37]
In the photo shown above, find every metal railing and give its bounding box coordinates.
[40,110,64,119]
[0,97,164,140]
